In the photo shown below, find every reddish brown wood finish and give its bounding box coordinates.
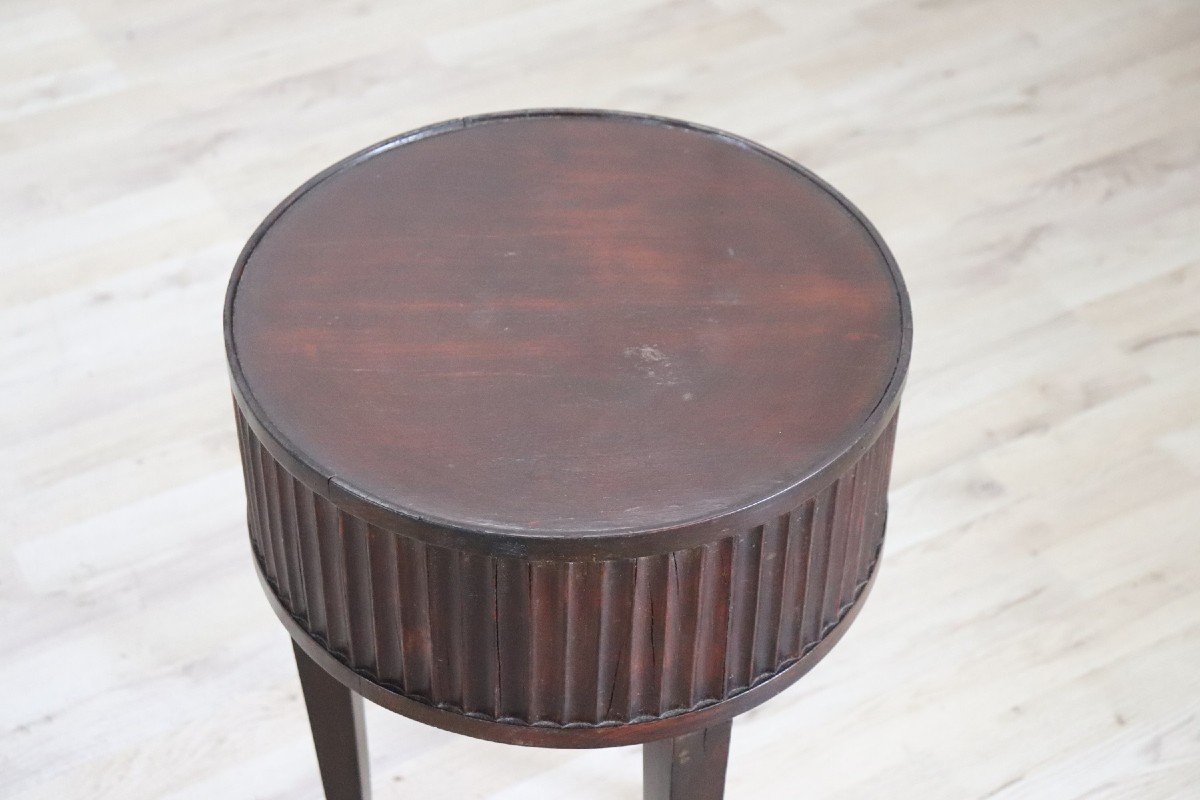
[226,110,910,790]
[240,409,895,745]
[644,721,732,800]
[227,110,909,557]
[293,642,370,800]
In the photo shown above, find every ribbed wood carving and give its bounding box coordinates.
[235,409,896,729]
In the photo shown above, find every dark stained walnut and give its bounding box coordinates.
[226,109,911,794]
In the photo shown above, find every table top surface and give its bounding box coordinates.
[226,110,910,539]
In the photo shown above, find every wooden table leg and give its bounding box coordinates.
[643,720,732,800]
[293,642,371,800]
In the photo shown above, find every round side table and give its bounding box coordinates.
[225,110,910,799]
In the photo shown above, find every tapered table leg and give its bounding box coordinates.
[293,642,371,800]
[643,720,732,800]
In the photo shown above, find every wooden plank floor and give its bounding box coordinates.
[2,0,1197,797]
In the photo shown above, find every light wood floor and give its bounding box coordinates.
[2,0,1198,797]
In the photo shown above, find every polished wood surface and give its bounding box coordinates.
[3,1,1198,799]
[227,111,908,541]
[232,112,906,768]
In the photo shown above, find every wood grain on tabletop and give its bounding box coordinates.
[1,0,1197,798]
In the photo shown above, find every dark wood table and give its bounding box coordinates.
[225,109,911,799]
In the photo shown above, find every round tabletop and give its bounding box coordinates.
[226,110,910,547]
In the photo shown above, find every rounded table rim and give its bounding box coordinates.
[224,108,912,559]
